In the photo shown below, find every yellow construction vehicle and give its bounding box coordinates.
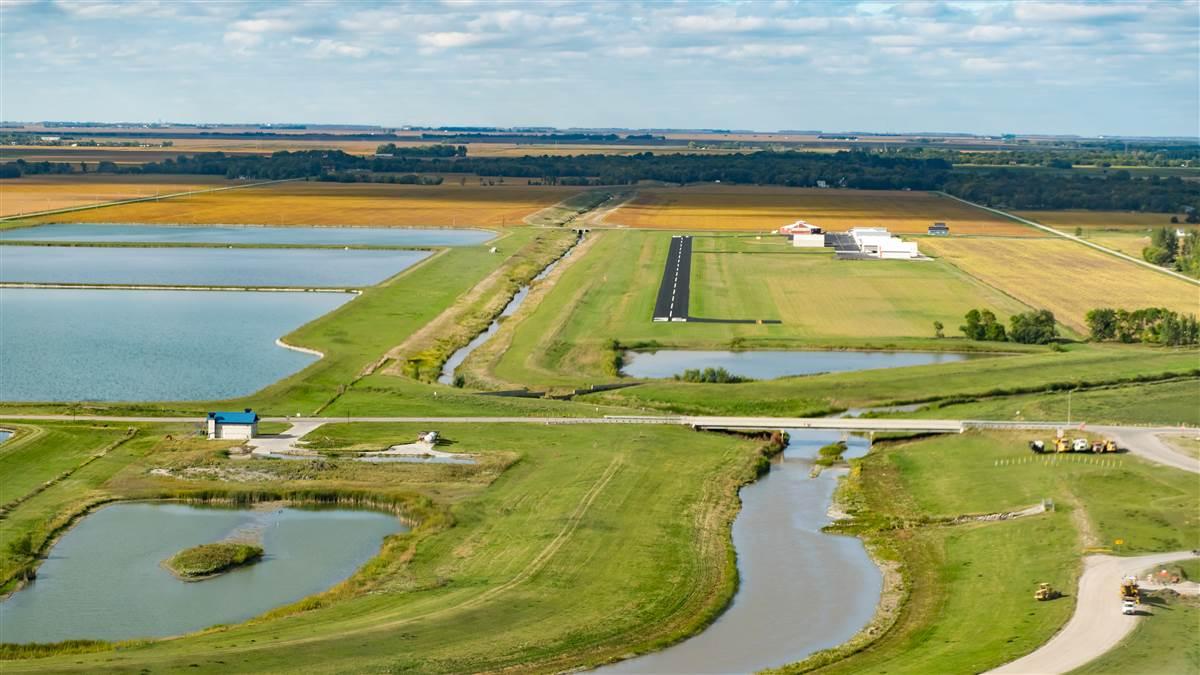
[1035,582,1062,601]
[1053,437,1071,453]
[1120,577,1140,603]
[1091,439,1118,453]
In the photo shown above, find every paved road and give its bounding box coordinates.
[988,551,1199,675]
[2,415,1195,469]
[1092,426,1199,474]
[652,235,692,322]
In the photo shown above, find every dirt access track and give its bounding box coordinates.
[988,550,1199,675]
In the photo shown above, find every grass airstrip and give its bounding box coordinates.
[603,185,1044,236]
[1,174,1197,674]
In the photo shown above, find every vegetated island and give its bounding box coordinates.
[164,542,263,581]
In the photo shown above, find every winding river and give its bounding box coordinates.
[602,430,881,674]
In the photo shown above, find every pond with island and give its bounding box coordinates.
[0,502,405,644]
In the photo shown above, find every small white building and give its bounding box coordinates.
[848,227,920,259]
[206,409,260,440]
[792,234,826,248]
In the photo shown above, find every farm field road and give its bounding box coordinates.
[987,551,1200,675]
[0,415,1195,472]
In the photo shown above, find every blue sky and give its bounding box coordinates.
[2,1,1197,136]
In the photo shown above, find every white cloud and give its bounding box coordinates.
[1014,2,1148,23]
[311,39,367,58]
[670,15,768,33]
[418,31,490,49]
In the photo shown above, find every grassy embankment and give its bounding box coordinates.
[771,430,1198,674]
[384,228,579,382]
[523,189,618,227]
[27,180,585,228]
[601,185,1044,236]
[473,229,1036,389]
[585,345,1200,416]
[1,421,778,673]
[894,378,1200,427]
[164,543,263,579]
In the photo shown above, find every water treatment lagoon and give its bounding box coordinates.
[0,503,405,644]
[622,349,985,380]
[601,430,881,674]
[0,288,352,401]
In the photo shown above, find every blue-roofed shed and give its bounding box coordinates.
[207,408,260,440]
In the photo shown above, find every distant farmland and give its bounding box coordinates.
[603,185,1043,235]
[0,174,243,218]
[920,237,1199,333]
[28,181,584,228]
[1017,210,1182,230]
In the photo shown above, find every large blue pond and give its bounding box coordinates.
[0,246,429,287]
[0,223,494,246]
[0,288,353,401]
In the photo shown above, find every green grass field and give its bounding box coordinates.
[0,421,773,672]
[776,430,1199,674]
[586,345,1200,416]
[482,230,1034,388]
[905,379,1200,427]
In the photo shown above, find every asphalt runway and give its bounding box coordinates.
[653,235,691,321]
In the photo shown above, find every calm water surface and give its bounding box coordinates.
[1,223,494,246]
[0,288,351,401]
[0,246,429,287]
[623,349,983,380]
[0,503,404,643]
[0,430,11,444]
[601,430,881,674]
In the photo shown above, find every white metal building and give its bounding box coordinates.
[206,409,260,440]
[848,228,920,259]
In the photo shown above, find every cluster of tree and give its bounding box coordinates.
[958,308,1058,344]
[673,367,751,383]
[920,145,1200,168]
[1143,227,1200,277]
[1085,308,1200,346]
[0,159,75,178]
[944,171,1199,213]
[317,172,444,185]
[373,143,465,157]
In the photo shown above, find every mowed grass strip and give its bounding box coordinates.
[604,185,1042,236]
[28,181,583,228]
[920,237,1199,333]
[0,174,242,218]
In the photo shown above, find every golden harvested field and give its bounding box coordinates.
[1087,231,1151,257]
[920,237,1199,333]
[1018,210,1181,230]
[604,185,1044,235]
[29,180,583,227]
[0,174,242,217]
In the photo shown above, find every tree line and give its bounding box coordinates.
[1143,227,1200,277]
[1085,308,1199,346]
[1,149,1196,216]
[956,308,1059,345]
